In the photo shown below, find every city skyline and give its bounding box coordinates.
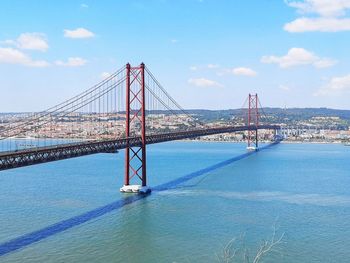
[1,0,350,111]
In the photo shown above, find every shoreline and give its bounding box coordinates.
[4,137,346,146]
[181,139,345,145]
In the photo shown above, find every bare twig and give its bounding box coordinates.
[215,221,285,263]
[252,222,285,263]
[216,237,241,263]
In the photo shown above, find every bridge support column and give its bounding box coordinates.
[120,63,150,194]
[247,93,259,151]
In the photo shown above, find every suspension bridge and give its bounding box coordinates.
[0,63,280,193]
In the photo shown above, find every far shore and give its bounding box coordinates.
[181,139,345,145]
[3,137,347,146]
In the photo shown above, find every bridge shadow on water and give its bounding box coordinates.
[0,141,280,257]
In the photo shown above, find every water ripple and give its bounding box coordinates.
[160,189,350,207]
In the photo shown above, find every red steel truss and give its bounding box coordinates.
[124,63,147,187]
[247,93,259,149]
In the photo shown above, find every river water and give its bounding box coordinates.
[0,142,350,262]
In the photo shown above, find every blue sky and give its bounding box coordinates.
[0,0,350,111]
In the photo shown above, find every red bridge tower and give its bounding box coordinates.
[120,63,150,194]
[247,93,259,151]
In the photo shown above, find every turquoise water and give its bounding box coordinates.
[1,142,350,262]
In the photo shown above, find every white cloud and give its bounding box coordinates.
[232,67,257,77]
[64,28,95,39]
[216,66,256,77]
[16,33,48,51]
[313,58,338,68]
[284,17,350,32]
[279,84,290,91]
[1,33,48,52]
[285,0,350,32]
[170,39,178,43]
[100,72,111,79]
[207,64,220,69]
[261,48,337,68]
[189,64,220,71]
[80,3,89,8]
[55,57,87,67]
[0,47,49,67]
[314,74,350,96]
[286,0,350,17]
[188,78,223,88]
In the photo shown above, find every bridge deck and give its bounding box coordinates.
[0,125,280,171]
